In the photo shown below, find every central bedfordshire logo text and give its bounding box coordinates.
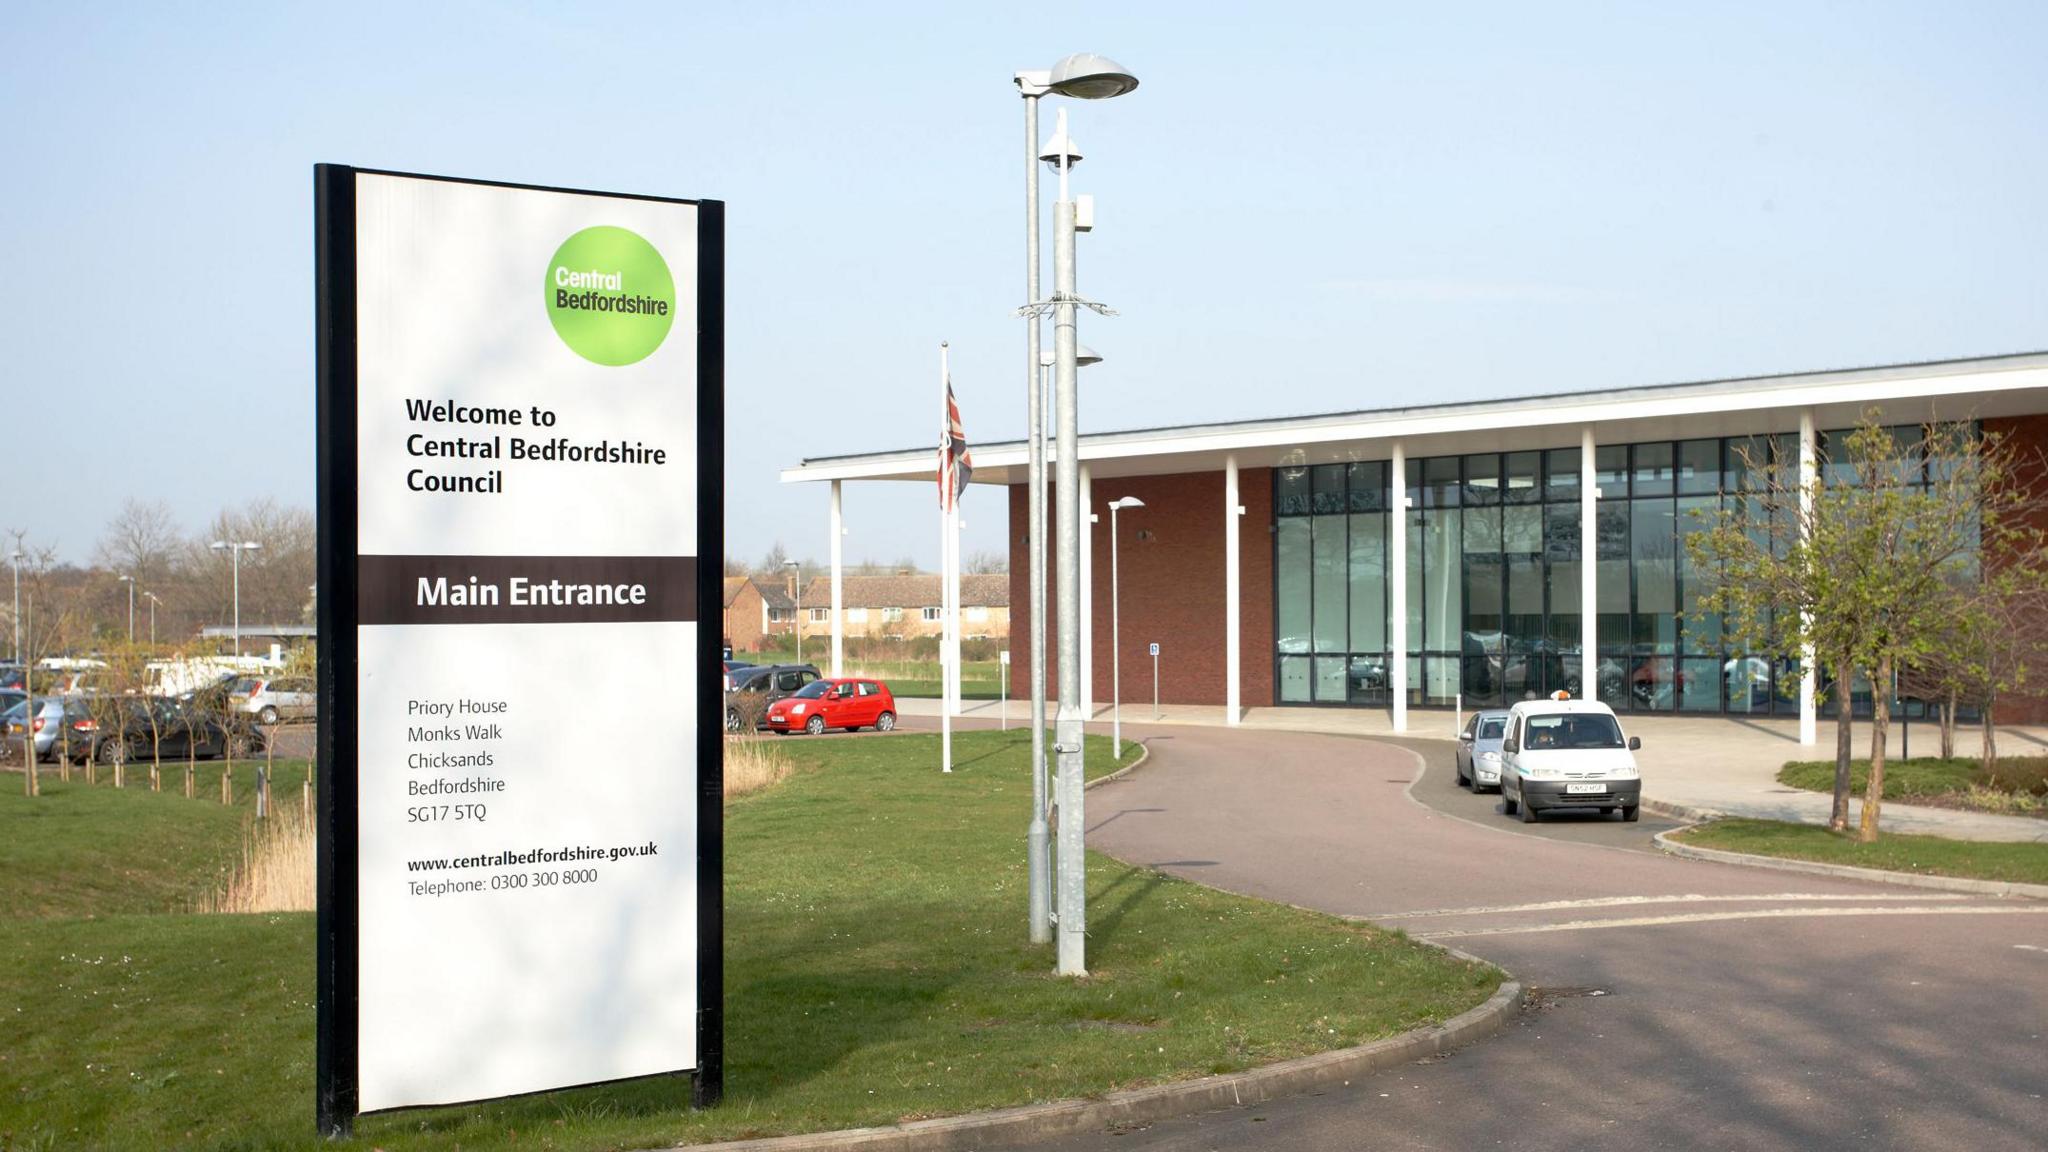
[544,225,676,366]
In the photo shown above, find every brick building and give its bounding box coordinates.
[784,352,2048,735]
[796,574,1011,641]
[719,575,797,653]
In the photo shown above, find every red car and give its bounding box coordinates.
[763,678,896,735]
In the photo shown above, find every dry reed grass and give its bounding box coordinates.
[203,807,316,914]
[724,735,793,799]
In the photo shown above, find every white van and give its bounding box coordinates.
[1499,697,1642,823]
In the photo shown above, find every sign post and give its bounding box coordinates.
[315,166,723,1135]
[1149,642,1160,720]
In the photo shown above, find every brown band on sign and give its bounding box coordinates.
[358,555,698,625]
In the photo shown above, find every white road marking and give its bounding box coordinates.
[1416,904,2048,940]
[1367,892,1968,921]
[2018,944,2045,953]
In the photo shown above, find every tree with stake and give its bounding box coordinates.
[1690,416,2040,841]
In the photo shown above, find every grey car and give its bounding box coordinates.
[2,697,69,763]
[723,664,821,732]
[1454,708,1511,791]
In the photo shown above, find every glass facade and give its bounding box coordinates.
[1272,430,1950,715]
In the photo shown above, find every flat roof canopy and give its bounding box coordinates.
[782,351,2048,487]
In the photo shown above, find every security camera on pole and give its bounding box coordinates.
[1014,51,1138,955]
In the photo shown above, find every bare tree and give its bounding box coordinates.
[964,550,1007,575]
[93,499,184,590]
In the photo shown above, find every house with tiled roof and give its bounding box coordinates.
[720,575,798,652]
[797,573,1010,640]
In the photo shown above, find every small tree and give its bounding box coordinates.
[1689,416,2023,841]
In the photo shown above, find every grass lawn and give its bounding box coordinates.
[0,729,1497,1151]
[1778,757,2047,814]
[736,653,1008,700]
[1672,817,2048,886]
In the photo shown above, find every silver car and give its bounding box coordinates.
[227,676,317,725]
[1454,709,1512,791]
[3,697,70,762]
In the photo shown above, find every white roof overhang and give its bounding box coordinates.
[781,352,2048,487]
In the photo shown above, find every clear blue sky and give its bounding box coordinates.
[5,1,2044,570]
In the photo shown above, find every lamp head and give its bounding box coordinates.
[1039,343,1103,369]
[1047,53,1139,99]
[1109,496,1147,511]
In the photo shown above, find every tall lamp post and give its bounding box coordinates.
[1107,497,1144,758]
[784,559,803,666]
[1015,51,1138,956]
[118,574,135,643]
[144,592,162,647]
[210,541,261,656]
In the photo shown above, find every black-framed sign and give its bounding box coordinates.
[314,165,723,1135]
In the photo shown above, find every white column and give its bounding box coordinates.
[1798,411,1818,745]
[1080,463,1094,720]
[1390,443,1408,733]
[829,480,844,678]
[1224,455,1242,726]
[1580,427,1598,702]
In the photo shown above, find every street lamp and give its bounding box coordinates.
[144,592,162,647]
[118,574,135,643]
[1015,51,1138,960]
[783,560,803,666]
[1107,497,1144,758]
[210,541,261,656]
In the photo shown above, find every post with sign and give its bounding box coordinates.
[1150,642,1160,720]
[315,166,724,1136]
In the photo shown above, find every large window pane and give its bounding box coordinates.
[1315,656,1348,703]
[1595,445,1627,493]
[1422,457,1461,508]
[1632,499,1677,652]
[1504,451,1542,504]
[1545,503,1582,644]
[1312,514,1347,653]
[1278,466,1311,516]
[1279,655,1311,703]
[1679,657,1720,712]
[1423,510,1462,650]
[1347,461,1386,512]
[1725,656,1772,714]
[1595,501,1630,647]
[1629,653,1676,712]
[1677,439,1724,496]
[1276,518,1310,654]
[1348,654,1390,705]
[1312,464,1347,515]
[1464,454,1502,506]
[1348,513,1387,651]
[1677,494,1721,652]
[1425,655,1461,705]
[1545,448,1581,502]
[1407,512,1424,648]
[1632,442,1675,498]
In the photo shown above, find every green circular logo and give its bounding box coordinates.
[544,226,676,366]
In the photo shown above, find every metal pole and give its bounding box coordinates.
[231,547,242,657]
[1052,116,1087,976]
[1152,645,1159,719]
[1022,87,1052,945]
[939,342,953,774]
[794,576,803,666]
[125,578,134,643]
[829,481,843,678]
[1112,502,1122,759]
[148,595,157,646]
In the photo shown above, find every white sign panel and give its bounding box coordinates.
[316,167,723,1125]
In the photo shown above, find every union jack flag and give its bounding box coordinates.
[939,378,973,511]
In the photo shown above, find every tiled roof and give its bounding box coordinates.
[798,573,1009,609]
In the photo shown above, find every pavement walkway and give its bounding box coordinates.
[896,695,2048,843]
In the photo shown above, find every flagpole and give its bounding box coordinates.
[940,341,953,774]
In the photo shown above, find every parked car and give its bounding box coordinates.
[3,697,70,762]
[1499,697,1642,823]
[1454,708,1511,791]
[723,664,821,731]
[763,678,897,736]
[62,696,256,766]
[720,659,754,692]
[226,676,317,725]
